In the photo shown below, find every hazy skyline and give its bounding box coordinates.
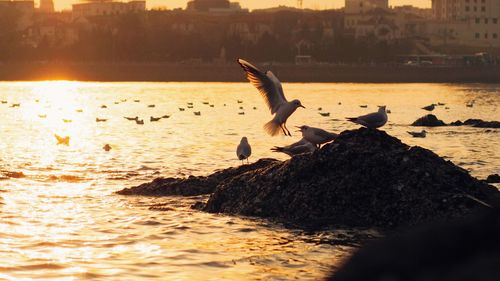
[50,0,431,12]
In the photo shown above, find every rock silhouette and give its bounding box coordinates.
[118,128,499,229]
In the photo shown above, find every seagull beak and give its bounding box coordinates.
[300,105,306,108]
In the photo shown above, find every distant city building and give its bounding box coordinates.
[0,0,35,30]
[186,0,247,14]
[430,0,500,47]
[72,0,146,19]
[39,0,54,13]
[345,0,388,14]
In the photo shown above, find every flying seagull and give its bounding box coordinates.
[236,137,252,164]
[346,106,388,129]
[237,59,305,136]
[271,138,316,157]
[297,126,338,147]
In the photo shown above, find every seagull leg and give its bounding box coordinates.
[283,123,292,136]
[280,124,288,136]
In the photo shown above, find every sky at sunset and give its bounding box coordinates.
[51,0,431,12]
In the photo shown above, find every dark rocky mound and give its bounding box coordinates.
[328,210,500,281]
[449,119,500,128]
[411,114,446,127]
[203,128,499,229]
[116,158,278,196]
[412,115,500,128]
[486,174,500,184]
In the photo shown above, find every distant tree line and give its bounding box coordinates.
[0,9,414,63]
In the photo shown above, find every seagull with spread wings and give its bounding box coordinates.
[237,59,305,136]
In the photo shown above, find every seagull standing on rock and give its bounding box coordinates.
[297,126,338,148]
[236,137,252,164]
[346,106,388,129]
[271,138,316,157]
[237,59,305,136]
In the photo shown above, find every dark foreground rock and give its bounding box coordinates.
[486,174,500,184]
[412,114,500,128]
[328,210,500,281]
[411,114,446,127]
[116,159,278,196]
[203,128,499,229]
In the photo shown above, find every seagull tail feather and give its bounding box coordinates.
[264,120,281,136]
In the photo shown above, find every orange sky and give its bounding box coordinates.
[52,0,431,11]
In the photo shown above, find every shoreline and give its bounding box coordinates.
[1,62,499,83]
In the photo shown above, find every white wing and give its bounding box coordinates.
[238,59,287,114]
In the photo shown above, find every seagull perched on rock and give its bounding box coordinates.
[346,106,388,129]
[236,137,251,164]
[297,126,338,147]
[408,130,427,138]
[238,59,305,136]
[271,138,316,157]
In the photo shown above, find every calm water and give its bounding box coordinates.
[0,82,498,280]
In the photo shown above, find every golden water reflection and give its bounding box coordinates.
[0,81,498,280]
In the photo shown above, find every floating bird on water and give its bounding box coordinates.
[271,138,316,157]
[319,112,330,117]
[63,119,72,123]
[96,118,107,122]
[114,102,120,105]
[236,137,251,164]
[359,105,368,108]
[101,105,107,109]
[422,104,436,111]
[1,101,7,104]
[10,103,20,108]
[253,107,257,110]
[238,58,305,136]
[134,100,140,102]
[103,144,112,151]
[408,130,427,138]
[297,125,338,147]
[466,100,475,108]
[187,105,194,109]
[193,111,201,116]
[54,134,70,145]
[148,104,155,108]
[150,116,161,122]
[202,102,209,105]
[437,102,445,106]
[318,107,323,111]
[187,102,193,105]
[210,104,215,107]
[237,100,243,104]
[179,108,185,111]
[121,99,127,102]
[76,109,83,113]
[346,106,388,129]
[124,116,139,121]
[161,115,171,119]
[38,114,47,118]
[238,112,245,115]
[239,106,244,110]
[136,119,144,125]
